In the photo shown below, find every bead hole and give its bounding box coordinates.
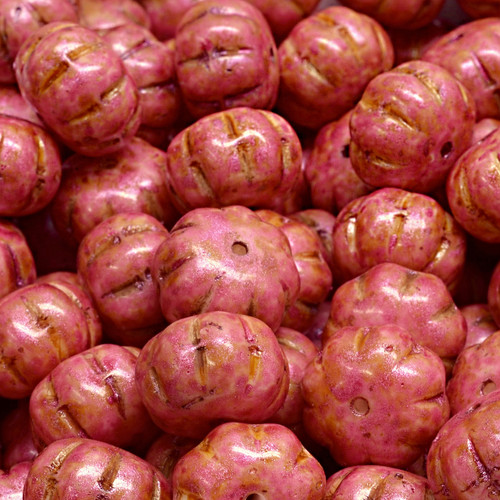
[232,241,248,255]
[246,495,266,500]
[481,379,497,396]
[342,144,350,158]
[350,396,370,416]
[440,141,453,157]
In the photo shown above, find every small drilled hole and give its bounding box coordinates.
[246,494,266,500]
[440,141,453,157]
[480,379,497,395]
[341,144,350,158]
[350,396,370,416]
[232,241,248,255]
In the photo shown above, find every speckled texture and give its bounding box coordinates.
[23,438,172,499]
[305,110,374,214]
[472,117,500,144]
[171,422,326,499]
[101,23,182,130]
[0,282,101,399]
[29,343,159,454]
[447,331,500,414]
[0,84,44,125]
[277,6,394,129]
[323,262,467,363]
[0,0,78,83]
[50,136,179,247]
[422,18,500,120]
[36,272,103,349]
[77,212,169,347]
[0,220,37,301]
[140,0,321,42]
[135,311,290,439]
[302,323,450,468]
[349,59,476,193]
[0,115,61,217]
[268,327,318,428]
[324,464,433,499]
[165,107,303,215]
[14,22,141,157]
[152,205,300,331]
[0,461,31,498]
[256,209,332,332]
[337,0,445,29]
[76,0,151,30]
[174,0,279,118]
[447,127,500,244]
[426,390,500,499]
[331,187,467,291]
[461,303,498,348]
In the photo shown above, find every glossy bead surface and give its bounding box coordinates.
[51,137,179,247]
[174,0,279,118]
[331,187,467,291]
[172,422,326,499]
[349,60,476,193]
[153,205,300,330]
[427,390,500,499]
[337,0,445,29]
[136,311,290,439]
[277,6,394,129]
[323,262,467,363]
[29,344,159,453]
[303,323,449,468]
[447,128,500,243]
[77,212,169,347]
[23,438,172,499]
[0,221,37,301]
[422,18,500,120]
[0,115,61,217]
[325,465,433,499]
[0,282,101,399]
[165,107,303,215]
[15,22,141,156]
